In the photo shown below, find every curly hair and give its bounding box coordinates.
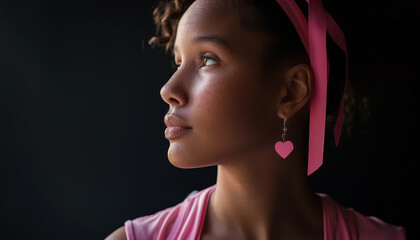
[149,0,195,52]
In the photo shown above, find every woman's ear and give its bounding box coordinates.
[277,64,312,118]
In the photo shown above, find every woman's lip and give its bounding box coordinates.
[164,114,191,128]
[164,126,192,139]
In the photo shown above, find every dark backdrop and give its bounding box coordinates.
[1,0,418,239]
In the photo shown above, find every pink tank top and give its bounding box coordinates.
[125,185,405,240]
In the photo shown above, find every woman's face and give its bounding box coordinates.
[160,0,284,168]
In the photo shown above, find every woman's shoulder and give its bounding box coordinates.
[124,185,216,240]
[318,193,406,240]
[105,226,126,240]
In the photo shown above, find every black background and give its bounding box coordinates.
[1,0,418,239]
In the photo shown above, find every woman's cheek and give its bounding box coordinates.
[194,70,251,139]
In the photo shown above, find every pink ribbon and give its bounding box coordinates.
[276,0,348,175]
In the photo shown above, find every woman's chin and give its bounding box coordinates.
[167,147,195,169]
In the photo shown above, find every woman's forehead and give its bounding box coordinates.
[178,0,240,34]
[175,0,269,54]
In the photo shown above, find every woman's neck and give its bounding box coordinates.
[202,143,323,240]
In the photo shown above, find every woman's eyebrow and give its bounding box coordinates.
[173,35,232,55]
[193,35,231,51]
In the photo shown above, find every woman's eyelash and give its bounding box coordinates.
[201,53,218,67]
[170,53,218,70]
[170,60,180,70]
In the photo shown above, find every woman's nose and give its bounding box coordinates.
[160,72,188,107]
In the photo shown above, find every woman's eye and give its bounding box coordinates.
[202,55,217,67]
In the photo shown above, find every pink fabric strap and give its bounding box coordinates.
[276,0,348,175]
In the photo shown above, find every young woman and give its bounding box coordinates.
[107,0,405,239]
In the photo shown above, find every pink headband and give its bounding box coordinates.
[276,0,348,175]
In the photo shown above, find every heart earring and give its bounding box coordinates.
[275,118,294,159]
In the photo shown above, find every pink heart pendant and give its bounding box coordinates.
[275,141,294,159]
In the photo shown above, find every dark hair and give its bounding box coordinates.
[148,0,195,52]
[149,0,359,136]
